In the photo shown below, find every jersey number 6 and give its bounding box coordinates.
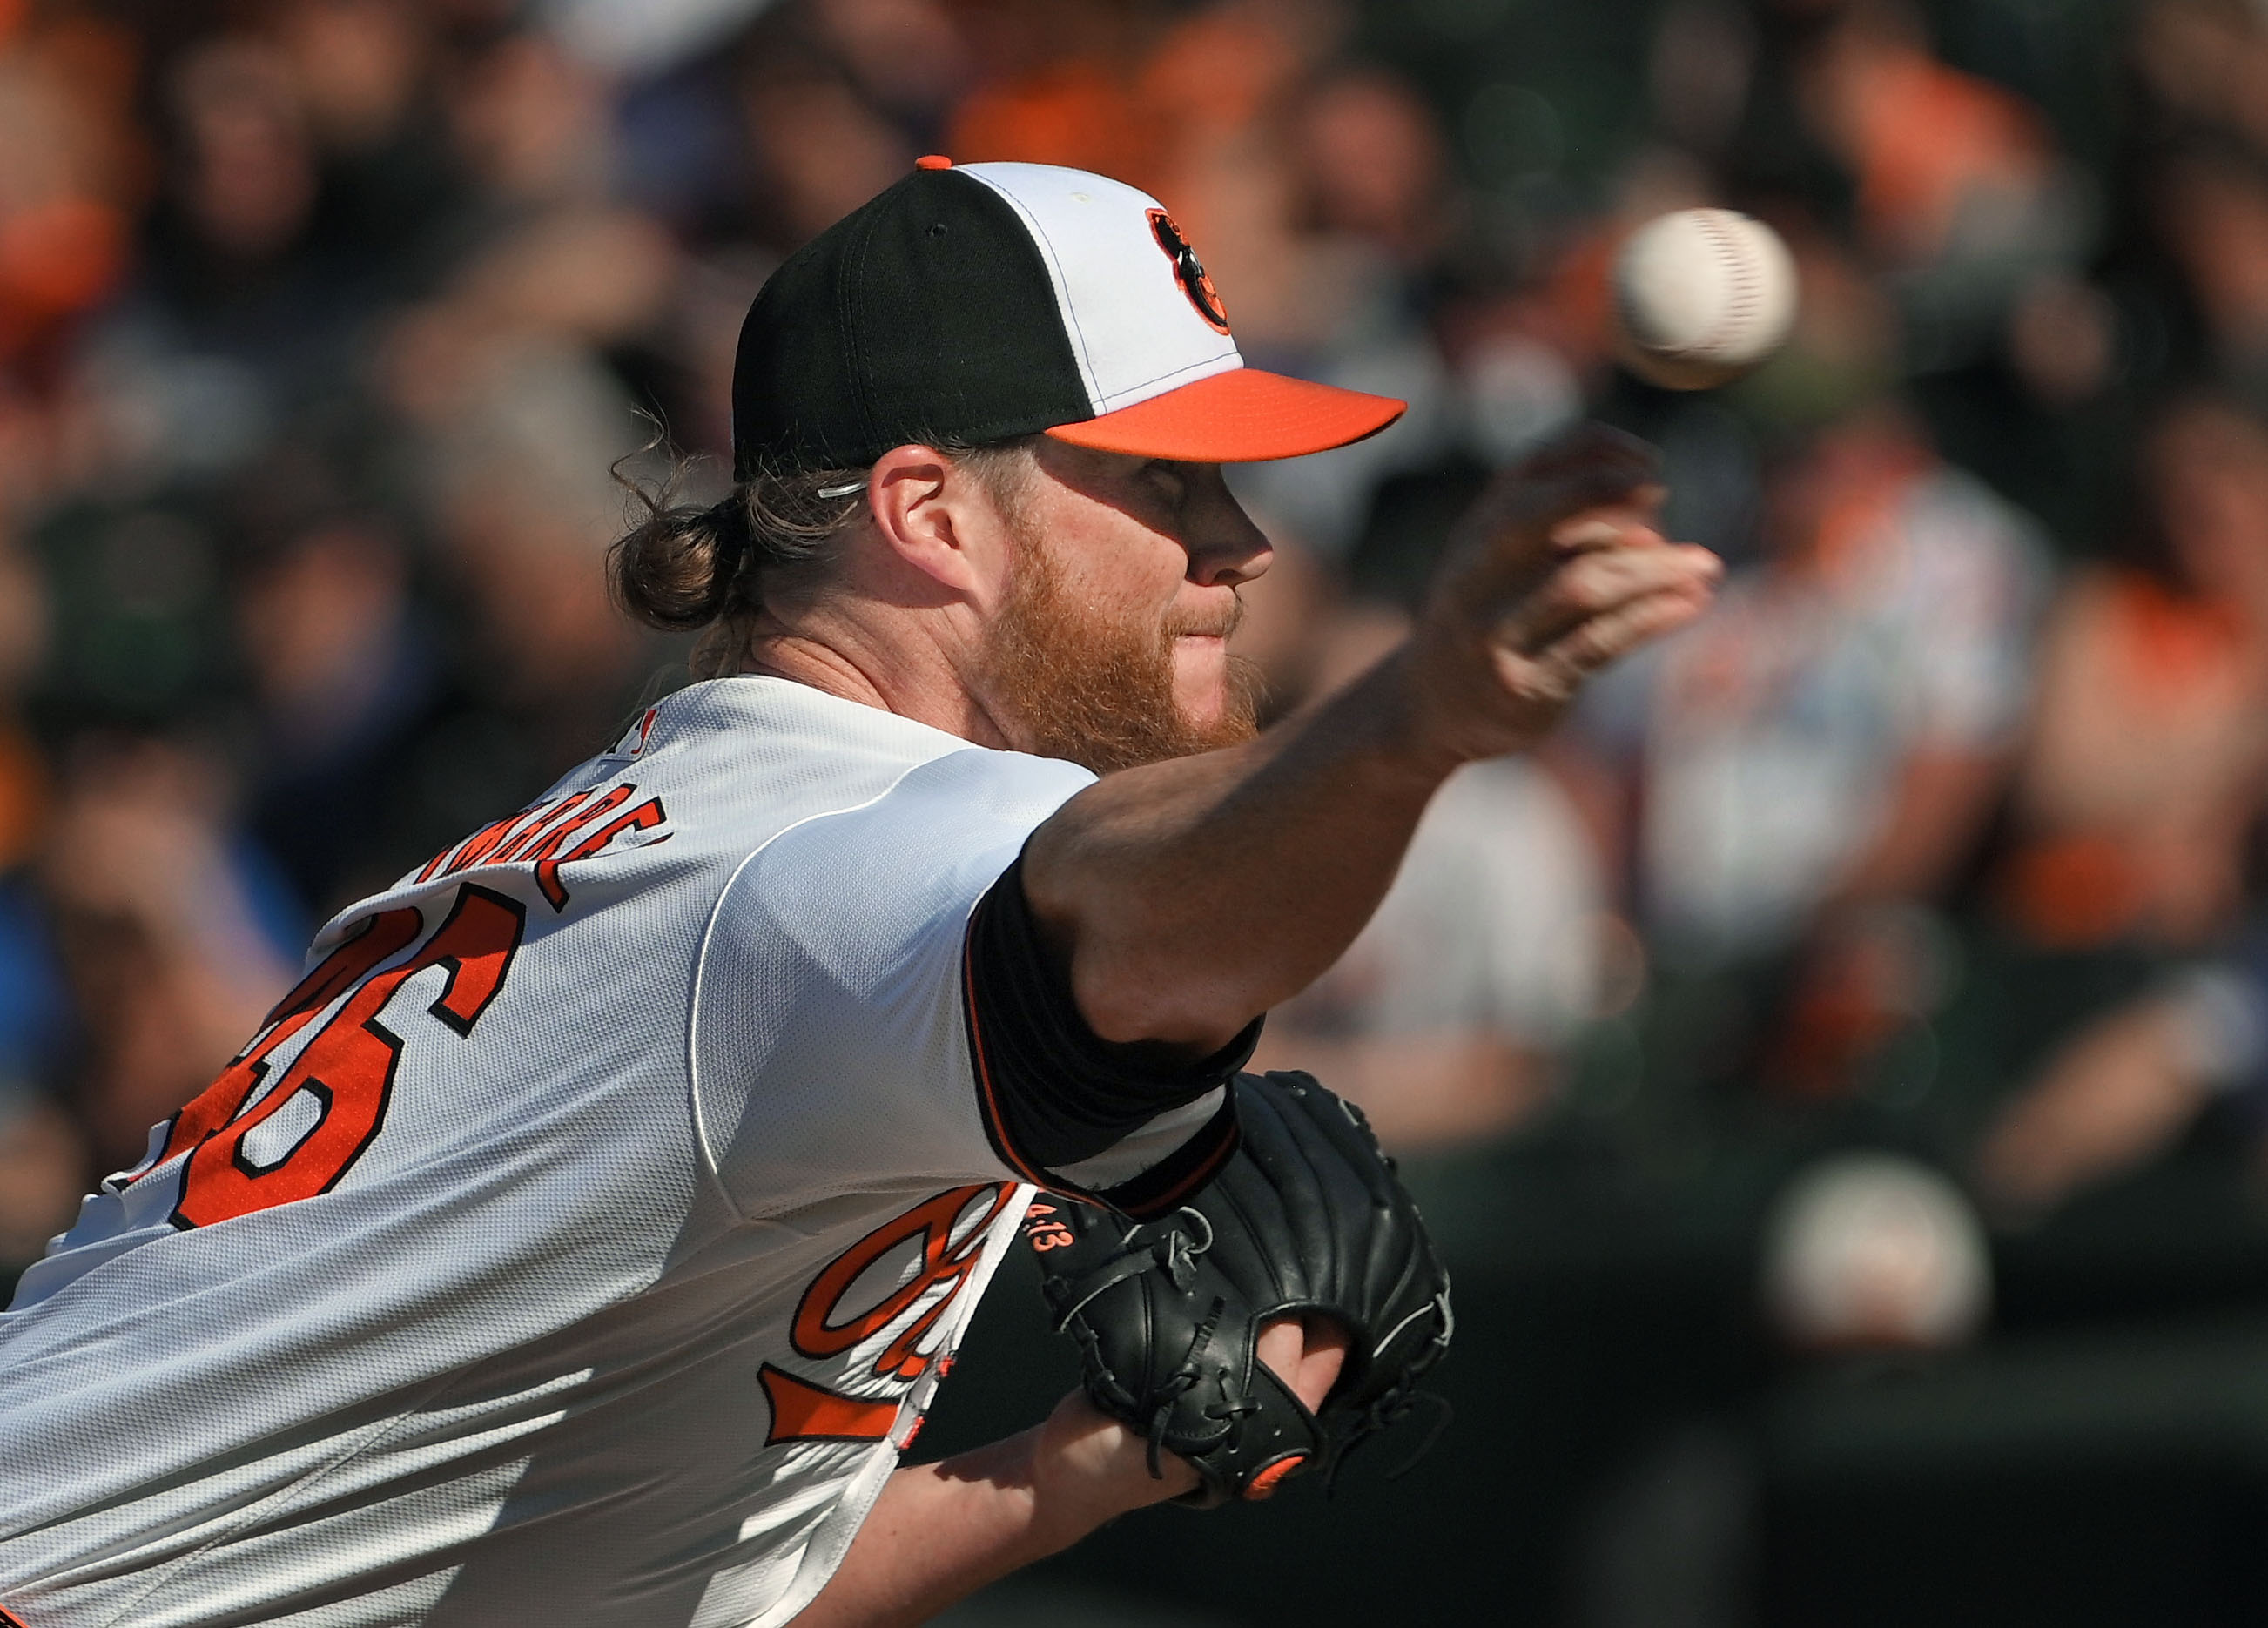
[142,885,527,1230]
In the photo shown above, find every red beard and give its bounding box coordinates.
[982,523,1263,775]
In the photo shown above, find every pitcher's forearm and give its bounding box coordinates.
[795,1398,1200,1628]
[791,1430,1053,1628]
[1021,647,1458,1048]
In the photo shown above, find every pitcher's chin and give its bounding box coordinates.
[1171,636,1232,715]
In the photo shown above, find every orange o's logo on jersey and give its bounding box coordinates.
[791,1184,1016,1380]
[757,1364,899,1448]
[1147,208,1230,334]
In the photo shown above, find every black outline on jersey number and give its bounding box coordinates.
[168,885,528,1229]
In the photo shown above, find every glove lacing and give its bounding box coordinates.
[1047,1207,1216,1332]
[1043,1208,1237,1482]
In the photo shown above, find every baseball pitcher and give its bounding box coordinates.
[0,159,1718,1627]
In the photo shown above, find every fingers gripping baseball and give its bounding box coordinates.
[1490,535,1718,660]
[1413,422,1720,759]
[1512,578,1722,700]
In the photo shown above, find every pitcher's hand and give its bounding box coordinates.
[1405,423,1720,766]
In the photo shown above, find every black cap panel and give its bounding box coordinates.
[731,169,1094,475]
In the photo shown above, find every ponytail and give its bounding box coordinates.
[607,449,870,676]
[609,490,757,632]
[608,430,1038,675]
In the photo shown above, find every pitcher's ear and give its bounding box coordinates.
[866,442,1016,600]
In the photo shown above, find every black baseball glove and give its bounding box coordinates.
[1025,1070,1453,1506]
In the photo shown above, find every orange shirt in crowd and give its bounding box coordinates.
[1809,29,2051,266]
[2001,569,2268,948]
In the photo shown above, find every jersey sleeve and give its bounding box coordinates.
[691,747,1250,1221]
[961,853,1255,1215]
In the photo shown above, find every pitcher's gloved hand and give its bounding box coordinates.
[1024,1070,1454,1506]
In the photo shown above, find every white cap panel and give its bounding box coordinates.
[959,162,1243,415]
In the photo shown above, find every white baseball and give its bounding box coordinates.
[1611,208,1798,390]
[1762,1154,1992,1353]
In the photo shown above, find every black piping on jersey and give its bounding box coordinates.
[960,853,1256,1220]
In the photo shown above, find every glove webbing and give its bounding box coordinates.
[1317,1286,1457,1489]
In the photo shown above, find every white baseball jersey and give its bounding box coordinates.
[0,676,1240,1628]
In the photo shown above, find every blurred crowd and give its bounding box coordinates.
[8,0,2268,1604]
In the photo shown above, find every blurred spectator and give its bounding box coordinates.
[379,220,667,808]
[447,22,613,205]
[1582,247,2049,979]
[0,11,138,376]
[1604,414,2039,1007]
[1793,0,2054,273]
[1994,394,2268,952]
[811,0,972,129]
[0,11,140,515]
[741,42,918,250]
[1688,0,2112,551]
[1974,394,2268,1215]
[74,31,338,487]
[2130,0,2268,161]
[1248,745,1608,1150]
[37,735,299,1174]
[1295,67,1454,271]
[1228,61,1468,557]
[2150,139,2268,413]
[221,447,446,912]
[29,492,236,736]
[1244,588,1608,1152]
[1593,397,2046,1093]
[1716,0,2090,374]
[1975,964,2251,1215]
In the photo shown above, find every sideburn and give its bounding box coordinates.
[983,522,1263,776]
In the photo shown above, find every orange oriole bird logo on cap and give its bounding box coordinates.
[1147,208,1230,335]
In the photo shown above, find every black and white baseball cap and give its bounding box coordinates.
[730,158,1405,477]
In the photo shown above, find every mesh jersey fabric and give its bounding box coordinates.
[0,676,1205,1628]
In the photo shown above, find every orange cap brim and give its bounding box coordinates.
[1043,367,1405,462]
